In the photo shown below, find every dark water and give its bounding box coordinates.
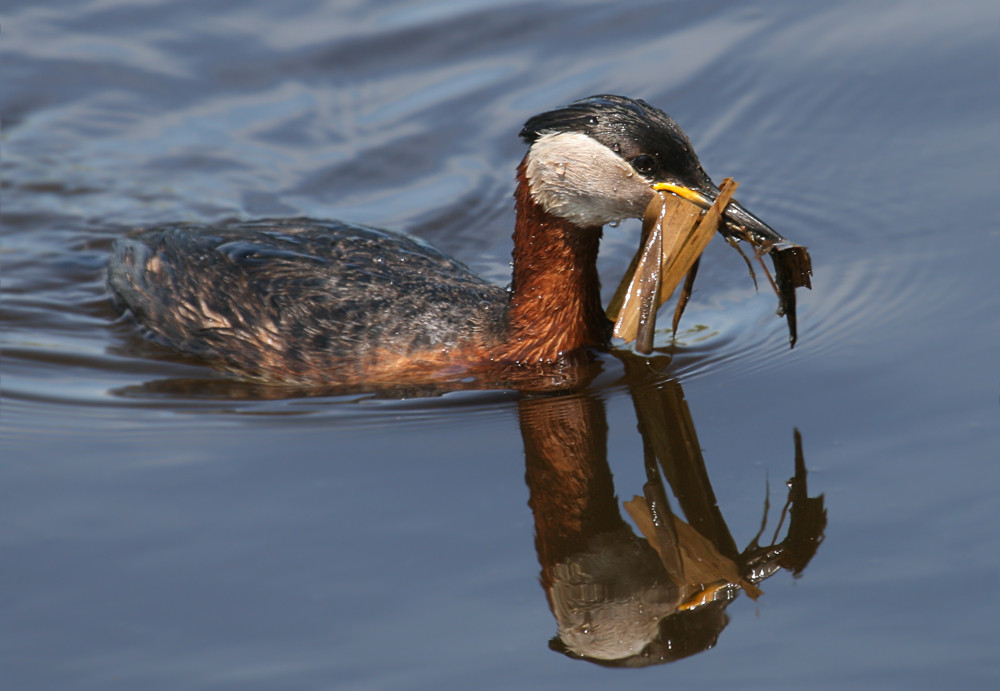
[4,0,999,688]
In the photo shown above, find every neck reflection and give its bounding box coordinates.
[517,352,826,667]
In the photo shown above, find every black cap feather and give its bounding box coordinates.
[520,95,711,189]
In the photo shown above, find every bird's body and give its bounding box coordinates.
[108,95,789,389]
[110,218,509,385]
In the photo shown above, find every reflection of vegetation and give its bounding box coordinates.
[519,353,825,667]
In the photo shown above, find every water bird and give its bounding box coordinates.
[108,95,787,388]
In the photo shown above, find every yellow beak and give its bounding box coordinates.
[651,182,713,209]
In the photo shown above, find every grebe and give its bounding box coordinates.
[108,95,786,388]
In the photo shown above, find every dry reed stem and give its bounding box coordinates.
[610,178,739,352]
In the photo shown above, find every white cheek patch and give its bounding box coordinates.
[525,132,654,227]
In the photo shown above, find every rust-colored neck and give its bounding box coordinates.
[501,158,609,363]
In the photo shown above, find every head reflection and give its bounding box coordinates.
[518,353,825,667]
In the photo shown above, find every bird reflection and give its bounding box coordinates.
[518,352,825,667]
[110,340,824,668]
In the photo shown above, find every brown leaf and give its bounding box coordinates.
[610,179,739,351]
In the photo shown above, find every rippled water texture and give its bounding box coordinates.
[4,1,1000,688]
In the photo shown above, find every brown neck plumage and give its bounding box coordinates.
[502,158,610,364]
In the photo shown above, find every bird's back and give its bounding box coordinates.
[108,218,508,383]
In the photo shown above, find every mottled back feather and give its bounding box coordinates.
[108,218,508,380]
